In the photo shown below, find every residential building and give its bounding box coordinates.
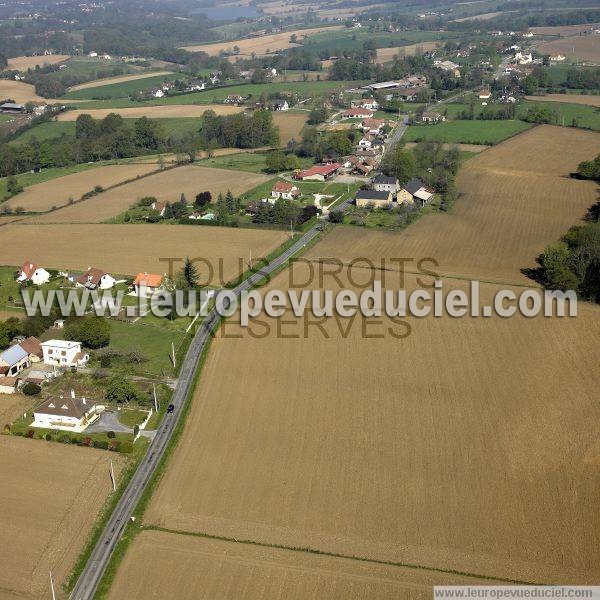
[404,178,435,206]
[32,393,99,432]
[435,60,460,71]
[17,261,50,285]
[341,107,374,119]
[478,88,492,100]
[149,87,165,98]
[396,187,414,205]
[0,377,18,394]
[0,345,30,377]
[294,163,341,182]
[19,337,43,363]
[420,111,445,123]
[41,340,89,367]
[269,100,289,111]
[514,52,532,65]
[361,118,386,134]
[353,98,379,110]
[372,174,399,194]
[355,189,393,209]
[133,272,164,295]
[396,88,421,102]
[151,200,167,216]
[75,267,116,290]
[271,181,300,200]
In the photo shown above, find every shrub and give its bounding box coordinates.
[45,433,52,441]
[108,439,121,452]
[26,429,35,438]
[22,382,41,396]
[99,354,112,368]
[94,440,109,449]
[107,430,116,439]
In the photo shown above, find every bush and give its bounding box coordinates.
[105,376,138,404]
[26,429,35,438]
[107,430,116,439]
[108,439,121,452]
[93,439,109,449]
[99,354,112,368]
[133,424,140,436]
[44,433,52,441]
[22,382,41,396]
[58,434,71,443]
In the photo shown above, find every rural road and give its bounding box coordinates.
[71,222,325,600]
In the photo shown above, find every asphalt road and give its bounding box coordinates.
[71,224,324,600]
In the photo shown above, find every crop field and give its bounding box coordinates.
[524,93,600,108]
[63,73,183,100]
[537,35,600,64]
[107,530,495,600]
[0,79,45,102]
[272,111,308,144]
[530,23,600,36]
[376,41,440,64]
[56,103,245,120]
[24,165,269,223]
[0,223,287,284]
[319,126,600,284]
[4,163,159,212]
[6,54,71,71]
[68,70,175,91]
[180,25,343,56]
[0,436,124,599]
[404,120,532,145]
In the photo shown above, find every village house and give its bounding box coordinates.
[361,118,386,135]
[148,87,165,98]
[17,261,50,285]
[151,200,167,216]
[341,107,374,119]
[225,94,244,104]
[32,391,99,432]
[396,187,415,205]
[19,337,43,363]
[75,267,116,290]
[548,53,566,62]
[353,98,379,110]
[404,178,435,206]
[420,111,445,124]
[271,181,300,200]
[294,163,341,182]
[42,340,89,368]
[372,174,400,194]
[133,272,164,296]
[355,189,393,209]
[0,377,18,395]
[395,88,421,102]
[0,345,30,377]
[478,88,492,100]
[268,100,289,111]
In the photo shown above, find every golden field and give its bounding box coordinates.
[4,163,159,213]
[181,26,343,56]
[56,103,245,120]
[524,93,600,108]
[107,530,497,600]
[376,42,441,64]
[0,436,124,599]
[272,111,308,144]
[0,223,287,284]
[0,79,45,103]
[530,23,600,36]
[538,35,600,63]
[6,54,71,71]
[26,165,270,223]
[68,70,174,91]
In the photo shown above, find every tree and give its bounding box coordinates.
[6,175,23,197]
[195,191,212,208]
[265,150,287,172]
[105,377,138,404]
[22,382,41,395]
[0,321,10,349]
[65,316,110,349]
[75,114,97,139]
[380,147,417,184]
[225,189,237,213]
[181,257,199,288]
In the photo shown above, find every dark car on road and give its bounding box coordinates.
[167,404,175,414]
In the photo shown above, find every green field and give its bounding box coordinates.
[63,73,182,100]
[197,151,312,173]
[404,119,533,144]
[519,99,600,131]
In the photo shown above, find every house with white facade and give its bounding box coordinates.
[41,340,89,368]
[271,181,300,200]
[0,345,30,377]
[0,377,18,394]
[76,267,116,290]
[133,273,164,296]
[372,174,400,194]
[32,392,98,432]
[17,261,50,285]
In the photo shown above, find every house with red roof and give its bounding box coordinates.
[341,107,374,119]
[16,261,50,285]
[133,273,164,296]
[75,267,116,290]
[294,163,342,182]
[271,181,300,200]
[361,118,386,134]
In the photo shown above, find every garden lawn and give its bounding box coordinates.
[197,152,312,173]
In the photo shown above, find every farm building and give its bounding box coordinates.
[395,88,421,101]
[294,163,341,182]
[341,107,374,119]
[75,267,116,290]
[271,181,300,200]
[365,80,401,91]
[404,178,435,206]
[0,345,30,377]
[16,261,50,285]
[41,340,89,368]
[0,377,19,394]
[19,337,43,363]
[32,392,99,432]
[355,189,393,209]
[0,102,25,113]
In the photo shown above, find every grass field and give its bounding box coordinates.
[0,223,288,285]
[404,120,532,145]
[537,35,600,64]
[520,99,600,131]
[63,73,184,100]
[524,94,600,108]
[25,164,269,223]
[68,70,175,92]
[3,162,159,212]
[6,54,71,71]
[0,436,124,598]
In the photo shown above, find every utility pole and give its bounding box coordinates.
[49,571,56,600]
[110,460,116,492]
[171,341,176,368]
[153,384,158,412]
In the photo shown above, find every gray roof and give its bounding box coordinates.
[404,178,426,194]
[372,174,397,185]
[0,102,25,110]
[35,396,95,419]
[355,189,391,201]
[0,344,29,367]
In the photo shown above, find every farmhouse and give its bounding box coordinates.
[133,272,164,295]
[404,178,435,206]
[41,340,89,367]
[353,98,379,110]
[0,377,18,395]
[0,345,30,377]
[355,189,393,209]
[76,267,116,290]
[372,174,400,194]
[294,163,341,182]
[395,88,421,102]
[18,337,43,363]
[420,111,445,123]
[32,392,99,432]
[271,181,300,200]
[361,118,386,134]
[478,88,492,99]
[17,261,50,285]
[341,107,374,119]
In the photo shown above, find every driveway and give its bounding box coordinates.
[87,410,131,434]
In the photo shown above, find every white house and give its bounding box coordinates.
[0,377,18,394]
[88,51,98,57]
[271,181,300,200]
[354,98,379,110]
[0,345,30,377]
[17,261,50,285]
[32,392,99,432]
[358,137,373,149]
[514,52,532,65]
[75,267,116,290]
[133,273,164,296]
[41,340,89,368]
[372,174,399,194]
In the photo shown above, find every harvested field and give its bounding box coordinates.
[68,70,174,91]
[272,111,308,144]
[376,42,440,64]
[316,126,600,285]
[0,224,287,284]
[538,35,600,64]
[524,93,600,108]
[108,530,496,600]
[181,26,343,56]
[0,79,45,103]
[56,103,245,121]
[26,165,269,223]
[4,163,159,212]
[404,141,490,153]
[530,23,600,36]
[6,54,71,71]
[0,215,25,226]
[0,436,124,599]
[0,393,30,423]
[452,10,504,21]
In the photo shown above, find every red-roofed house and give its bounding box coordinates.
[133,273,164,296]
[17,261,50,285]
[353,98,379,111]
[294,163,342,182]
[361,118,386,134]
[76,267,116,290]
[271,181,300,200]
[341,107,374,119]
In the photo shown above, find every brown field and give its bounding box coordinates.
[316,126,600,285]
[181,26,343,56]
[0,215,25,226]
[0,393,30,424]
[6,54,71,71]
[57,103,245,121]
[0,436,124,599]
[108,530,496,600]
[452,10,504,21]
[0,79,45,103]
[538,35,600,63]
[530,23,600,36]
[68,70,174,91]
[4,163,159,212]
[0,223,287,283]
[524,93,600,108]
[376,42,441,64]
[272,111,308,143]
[404,141,490,152]
[26,165,270,223]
